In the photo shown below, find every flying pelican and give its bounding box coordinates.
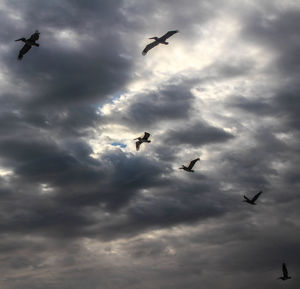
[278,263,291,280]
[179,158,200,172]
[15,30,40,60]
[142,30,178,56]
[134,132,151,151]
[243,191,262,205]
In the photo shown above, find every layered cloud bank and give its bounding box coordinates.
[0,0,299,288]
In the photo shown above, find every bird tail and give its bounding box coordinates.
[18,53,23,60]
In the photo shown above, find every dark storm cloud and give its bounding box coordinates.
[0,0,177,244]
[164,120,234,146]
[3,0,132,111]
[274,85,300,131]
[228,95,273,116]
[0,1,299,289]
[0,146,171,242]
[90,173,238,241]
[127,86,194,126]
[102,82,195,131]
[228,85,300,133]
[240,7,300,132]
[53,150,168,212]
[242,8,300,73]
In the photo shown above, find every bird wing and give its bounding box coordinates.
[252,191,262,202]
[282,263,288,277]
[143,132,150,140]
[188,158,200,170]
[161,30,178,41]
[142,40,159,55]
[19,44,32,55]
[243,195,250,201]
[136,141,141,151]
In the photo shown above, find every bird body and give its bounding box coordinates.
[134,132,151,151]
[180,158,200,172]
[243,191,262,205]
[142,30,178,55]
[15,30,40,60]
[278,263,291,280]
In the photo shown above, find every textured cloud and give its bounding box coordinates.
[0,0,299,289]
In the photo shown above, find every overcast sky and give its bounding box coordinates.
[0,0,299,288]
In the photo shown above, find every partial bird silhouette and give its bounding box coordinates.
[179,158,200,172]
[243,191,262,205]
[134,132,151,151]
[15,30,40,60]
[278,263,291,280]
[142,30,178,55]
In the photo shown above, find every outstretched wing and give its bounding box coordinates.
[161,30,178,41]
[252,191,262,202]
[243,195,250,201]
[188,158,200,170]
[143,132,150,140]
[136,141,141,151]
[282,263,288,277]
[142,40,159,55]
[19,43,31,56]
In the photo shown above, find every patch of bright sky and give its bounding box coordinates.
[40,183,54,194]
[93,11,278,163]
[0,168,12,177]
[51,28,93,50]
[88,124,133,158]
[130,16,241,93]
[100,15,241,117]
[111,142,127,149]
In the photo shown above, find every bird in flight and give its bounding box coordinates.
[278,263,291,280]
[179,158,200,172]
[134,132,151,151]
[15,30,40,60]
[243,191,262,205]
[142,30,178,55]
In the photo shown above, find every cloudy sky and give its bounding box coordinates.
[0,0,299,288]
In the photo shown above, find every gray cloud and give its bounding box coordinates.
[164,121,234,146]
[0,1,299,289]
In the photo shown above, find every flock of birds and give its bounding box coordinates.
[15,30,292,283]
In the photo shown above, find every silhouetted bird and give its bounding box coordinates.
[278,263,291,280]
[15,30,40,60]
[142,30,178,55]
[179,158,200,172]
[134,132,151,151]
[243,191,262,205]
